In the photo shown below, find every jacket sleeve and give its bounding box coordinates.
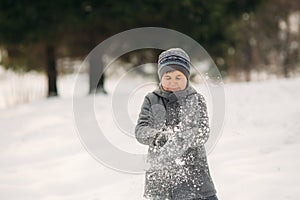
[153,94,210,163]
[189,93,210,147]
[135,95,158,145]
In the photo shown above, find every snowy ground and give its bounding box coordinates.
[1,71,300,200]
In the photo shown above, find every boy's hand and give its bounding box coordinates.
[153,132,168,147]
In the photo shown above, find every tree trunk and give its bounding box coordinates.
[97,73,107,93]
[283,54,290,78]
[244,41,252,82]
[46,45,58,97]
[88,51,107,94]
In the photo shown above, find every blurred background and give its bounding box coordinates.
[1,1,300,200]
[1,0,300,108]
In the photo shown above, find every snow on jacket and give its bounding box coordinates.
[135,85,217,200]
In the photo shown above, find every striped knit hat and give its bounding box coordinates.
[157,48,190,80]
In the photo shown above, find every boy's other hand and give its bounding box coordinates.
[153,132,168,147]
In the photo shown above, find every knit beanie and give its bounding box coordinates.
[157,48,191,80]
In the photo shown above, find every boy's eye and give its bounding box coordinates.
[176,77,181,80]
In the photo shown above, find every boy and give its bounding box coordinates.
[135,48,218,200]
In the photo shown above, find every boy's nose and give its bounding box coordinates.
[169,81,177,85]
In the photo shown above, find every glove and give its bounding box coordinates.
[153,132,168,147]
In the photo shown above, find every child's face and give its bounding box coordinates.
[161,70,187,92]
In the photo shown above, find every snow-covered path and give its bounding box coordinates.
[1,77,300,200]
[212,79,300,200]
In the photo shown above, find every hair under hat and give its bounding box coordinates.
[157,48,191,80]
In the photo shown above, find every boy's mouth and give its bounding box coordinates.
[166,87,181,91]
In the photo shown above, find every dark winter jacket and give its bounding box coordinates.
[135,85,217,200]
